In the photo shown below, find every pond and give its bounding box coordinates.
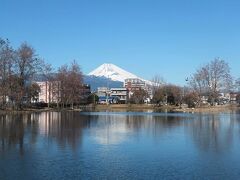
[1,111,240,179]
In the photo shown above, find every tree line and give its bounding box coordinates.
[1,37,240,109]
[0,38,85,110]
[152,58,240,107]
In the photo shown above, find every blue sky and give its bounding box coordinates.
[1,0,240,85]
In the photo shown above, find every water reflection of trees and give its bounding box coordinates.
[2,111,240,154]
[0,113,38,155]
[125,114,185,131]
[38,112,90,150]
[187,112,240,153]
[0,112,90,154]
[88,112,240,151]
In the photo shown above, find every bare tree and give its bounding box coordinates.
[26,83,40,103]
[236,93,240,104]
[0,38,14,108]
[57,65,68,108]
[68,60,83,108]
[130,88,148,104]
[57,60,83,108]
[189,58,232,105]
[189,66,209,95]
[184,91,200,108]
[151,74,165,94]
[235,78,240,92]
[208,58,232,94]
[8,75,22,109]
[14,42,44,109]
[152,84,182,106]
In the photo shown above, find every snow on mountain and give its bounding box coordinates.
[88,63,158,86]
[88,63,139,82]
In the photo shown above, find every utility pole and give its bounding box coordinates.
[182,77,189,107]
[106,74,109,105]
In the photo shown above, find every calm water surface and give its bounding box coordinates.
[1,111,240,179]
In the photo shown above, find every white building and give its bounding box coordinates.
[97,87,110,97]
[110,88,128,103]
[124,78,153,99]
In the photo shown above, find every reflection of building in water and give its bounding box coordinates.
[89,113,186,145]
[37,112,61,135]
[90,115,131,145]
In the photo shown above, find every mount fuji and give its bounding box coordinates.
[85,63,157,90]
[88,63,139,82]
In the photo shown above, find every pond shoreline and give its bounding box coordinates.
[0,104,239,114]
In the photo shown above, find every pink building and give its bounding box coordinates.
[36,81,60,103]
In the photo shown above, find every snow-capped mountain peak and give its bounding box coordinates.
[88,63,138,82]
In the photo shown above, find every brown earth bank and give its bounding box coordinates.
[94,104,240,113]
[174,105,240,113]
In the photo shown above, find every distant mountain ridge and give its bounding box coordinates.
[88,63,139,82]
[83,75,123,91]
[88,63,156,86]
